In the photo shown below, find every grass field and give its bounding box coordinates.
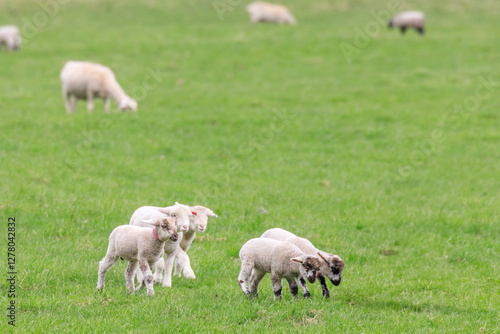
[1,0,499,332]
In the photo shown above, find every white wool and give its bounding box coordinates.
[238,238,321,299]
[96,217,177,296]
[261,228,345,298]
[246,2,296,25]
[130,203,196,288]
[60,61,137,113]
[389,11,425,34]
[173,205,218,277]
[0,26,21,51]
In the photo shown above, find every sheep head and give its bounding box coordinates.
[119,96,138,112]
[317,252,344,286]
[187,205,218,232]
[142,217,178,242]
[291,255,321,283]
[155,203,193,232]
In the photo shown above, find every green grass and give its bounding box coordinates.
[1,0,499,332]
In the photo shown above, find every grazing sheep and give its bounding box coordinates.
[238,238,321,299]
[60,61,138,113]
[261,228,345,298]
[129,203,195,288]
[0,26,21,51]
[173,205,218,277]
[96,217,178,296]
[388,11,425,35]
[246,2,296,25]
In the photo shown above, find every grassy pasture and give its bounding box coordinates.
[0,0,499,332]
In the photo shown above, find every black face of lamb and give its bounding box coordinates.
[330,275,341,286]
[305,269,317,283]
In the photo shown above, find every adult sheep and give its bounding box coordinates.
[60,61,138,113]
[0,26,21,51]
[246,2,296,25]
[388,11,425,35]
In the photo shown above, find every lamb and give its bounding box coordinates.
[129,202,196,288]
[261,228,344,298]
[246,2,297,25]
[0,26,21,51]
[96,217,178,296]
[173,205,218,277]
[238,238,321,299]
[60,61,138,113]
[388,11,425,35]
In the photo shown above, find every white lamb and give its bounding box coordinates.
[0,26,21,51]
[388,11,425,35]
[96,217,178,296]
[238,238,321,299]
[60,61,138,113]
[129,203,195,288]
[246,2,297,25]
[260,228,345,298]
[173,205,218,277]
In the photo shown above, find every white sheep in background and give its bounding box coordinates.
[60,61,138,113]
[261,228,345,298]
[96,217,178,296]
[388,11,425,35]
[238,238,321,299]
[129,203,195,288]
[246,2,296,25]
[0,26,21,51]
[173,205,218,277]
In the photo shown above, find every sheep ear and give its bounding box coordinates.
[291,257,304,264]
[156,207,170,215]
[142,219,160,226]
[207,210,218,218]
[175,201,180,205]
[317,252,329,264]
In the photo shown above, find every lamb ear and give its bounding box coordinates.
[175,201,180,205]
[290,257,303,263]
[155,207,170,215]
[207,210,218,218]
[317,252,329,264]
[142,219,160,226]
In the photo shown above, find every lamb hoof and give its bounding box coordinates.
[162,282,172,288]
[147,291,155,297]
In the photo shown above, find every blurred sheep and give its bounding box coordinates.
[246,2,296,25]
[60,61,137,113]
[0,26,21,51]
[388,11,425,35]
